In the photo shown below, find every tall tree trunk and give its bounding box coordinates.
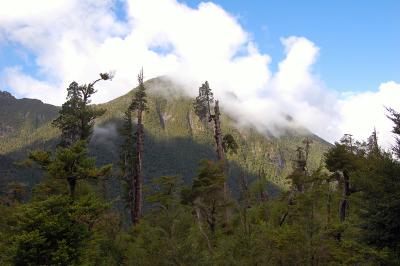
[326,190,332,228]
[258,167,268,202]
[121,110,136,225]
[133,109,144,225]
[68,177,76,198]
[128,167,135,225]
[125,151,136,224]
[213,101,230,225]
[125,111,136,225]
[339,171,350,222]
[279,191,294,227]
[213,101,225,182]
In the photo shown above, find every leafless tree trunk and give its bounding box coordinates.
[213,101,224,162]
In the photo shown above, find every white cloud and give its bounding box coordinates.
[0,0,398,148]
[0,0,77,23]
[339,81,400,149]
[0,67,62,103]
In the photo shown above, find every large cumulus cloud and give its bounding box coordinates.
[0,0,398,147]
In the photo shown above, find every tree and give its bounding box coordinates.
[191,160,226,247]
[193,82,226,162]
[355,150,400,262]
[302,137,313,169]
[124,176,205,265]
[193,82,238,224]
[325,137,358,223]
[366,127,380,157]
[27,73,114,197]
[29,141,112,197]
[387,107,400,158]
[7,195,108,266]
[129,68,148,225]
[289,146,308,192]
[193,81,214,123]
[1,182,28,206]
[53,72,113,147]
[119,109,136,225]
[352,113,400,262]
[222,134,238,155]
[280,140,312,226]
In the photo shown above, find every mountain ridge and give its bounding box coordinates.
[0,76,331,193]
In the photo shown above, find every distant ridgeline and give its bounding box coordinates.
[0,77,331,194]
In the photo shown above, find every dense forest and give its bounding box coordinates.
[0,72,399,266]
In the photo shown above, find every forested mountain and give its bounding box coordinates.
[1,76,399,265]
[0,91,59,139]
[0,76,330,191]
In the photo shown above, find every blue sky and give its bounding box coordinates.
[182,0,400,92]
[0,0,399,144]
[1,0,398,93]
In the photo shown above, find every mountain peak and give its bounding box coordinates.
[0,90,16,100]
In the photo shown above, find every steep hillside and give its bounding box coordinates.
[0,77,331,193]
[0,91,59,139]
[0,91,59,185]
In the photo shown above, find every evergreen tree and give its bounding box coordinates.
[29,141,112,197]
[53,72,113,147]
[387,107,400,158]
[129,68,148,225]
[191,160,226,248]
[193,82,226,162]
[193,81,214,123]
[193,82,238,225]
[280,140,312,226]
[353,113,400,262]
[29,73,114,197]
[119,109,136,225]
[7,194,108,265]
[366,127,380,156]
[355,149,400,262]
[325,137,358,223]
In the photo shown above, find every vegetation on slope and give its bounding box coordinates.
[0,77,330,191]
[0,75,399,265]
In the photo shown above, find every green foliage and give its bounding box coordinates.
[0,91,59,141]
[129,69,148,113]
[387,107,400,158]
[124,175,204,265]
[193,81,214,122]
[28,141,112,196]
[5,77,399,265]
[222,133,238,154]
[354,151,400,262]
[1,77,331,192]
[325,142,357,173]
[53,73,111,146]
[119,109,135,176]
[118,109,136,211]
[192,160,225,199]
[5,194,107,266]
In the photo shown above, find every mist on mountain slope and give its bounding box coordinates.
[1,0,399,147]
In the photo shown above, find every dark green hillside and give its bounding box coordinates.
[0,92,59,185]
[0,77,331,192]
[0,91,59,139]
[5,78,397,265]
